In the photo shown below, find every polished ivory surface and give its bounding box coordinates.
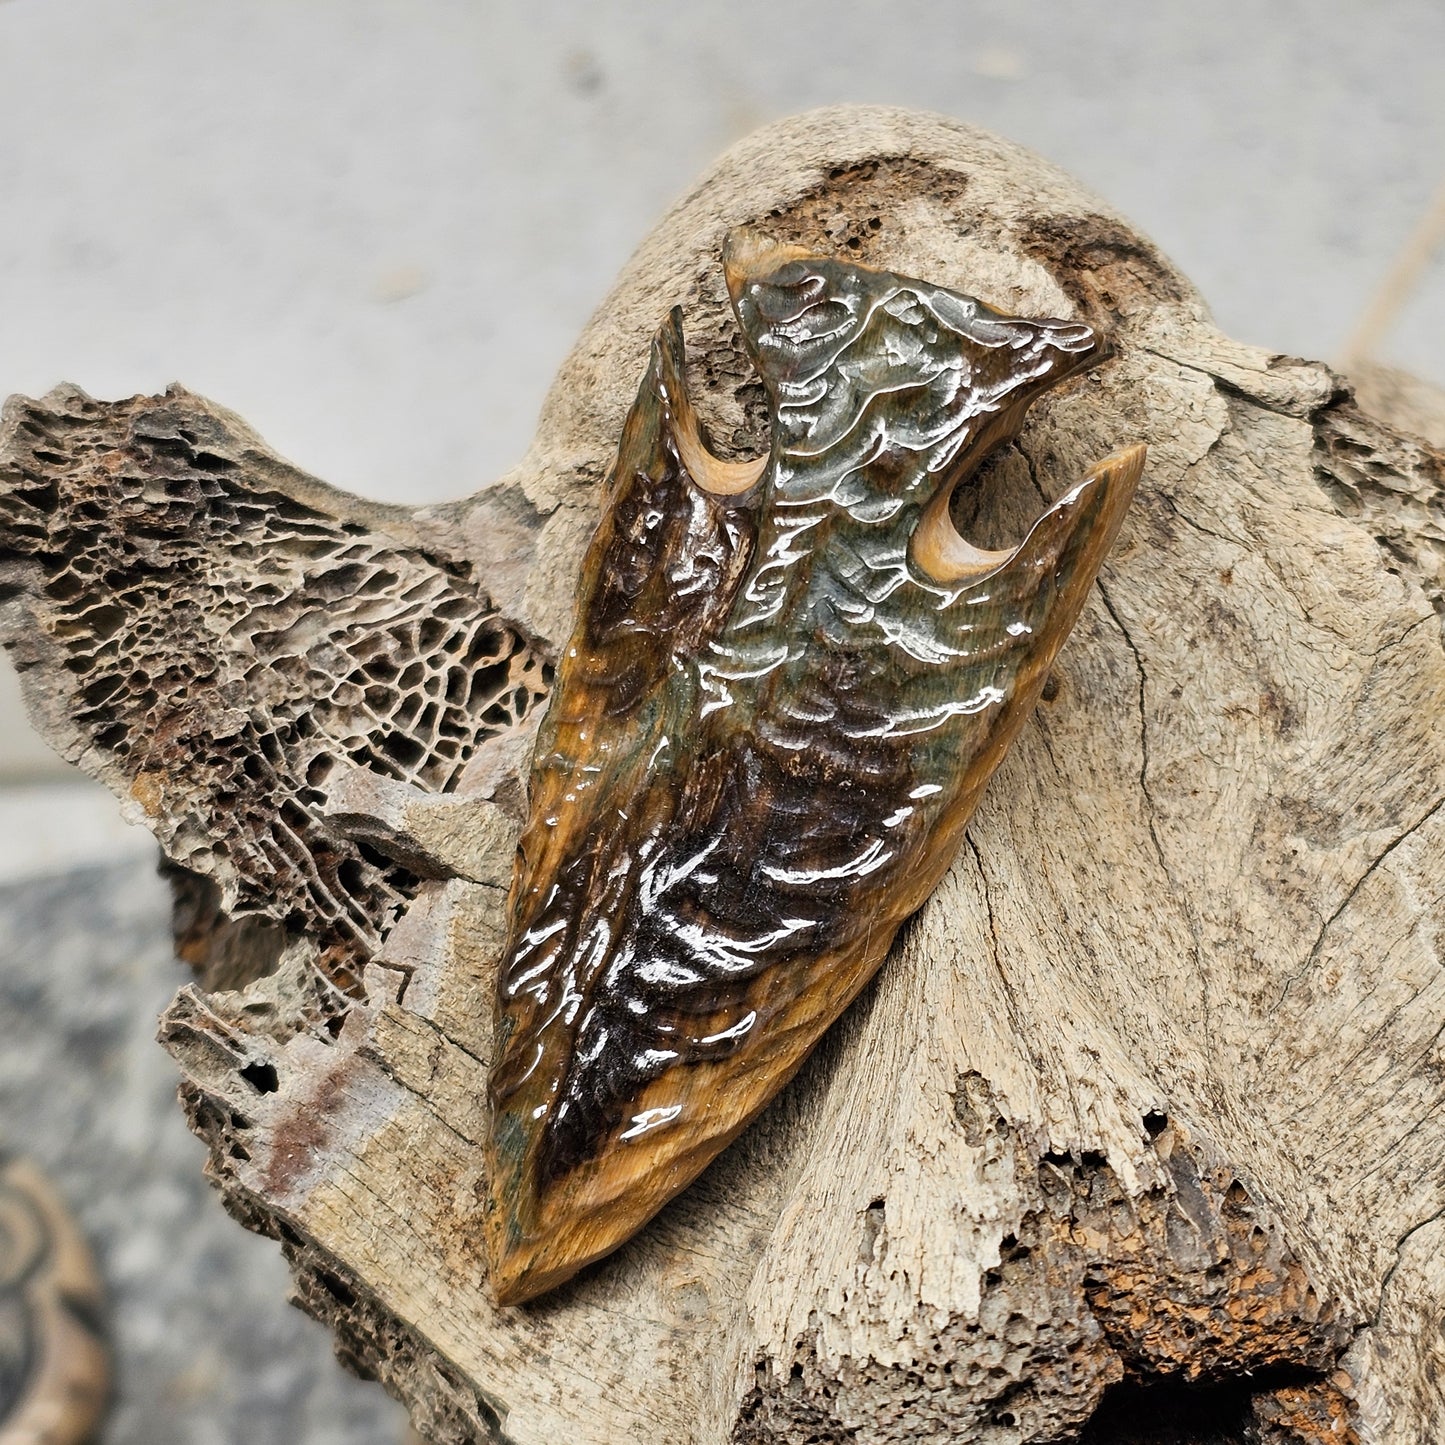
[485,234,1144,1303]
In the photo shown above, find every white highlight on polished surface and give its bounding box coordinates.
[620,1104,682,1140]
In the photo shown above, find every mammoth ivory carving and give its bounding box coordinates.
[485,233,1145,1303]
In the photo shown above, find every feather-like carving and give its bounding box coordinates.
[484,234,1145,1304]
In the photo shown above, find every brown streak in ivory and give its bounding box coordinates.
[484,234,1145,1304]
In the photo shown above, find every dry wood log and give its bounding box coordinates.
[2,105,1444,1443]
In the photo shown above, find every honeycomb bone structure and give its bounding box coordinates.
[0,385,549,994]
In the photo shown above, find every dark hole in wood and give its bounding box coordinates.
[315,1268,355,1308]
[1079,1369,1323,1445]
[239,1060,279,1094]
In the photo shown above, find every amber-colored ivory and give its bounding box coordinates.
[484,235,1144,1304]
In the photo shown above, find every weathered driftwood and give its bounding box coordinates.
[2,106,1443,1443]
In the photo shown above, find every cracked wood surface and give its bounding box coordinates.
[2,107,1444,1443]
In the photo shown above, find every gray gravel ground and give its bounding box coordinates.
[0,857,409,1443]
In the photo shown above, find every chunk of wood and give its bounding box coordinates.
[3,106,1443,1443]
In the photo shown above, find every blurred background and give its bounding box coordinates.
[0,1,1441,1439]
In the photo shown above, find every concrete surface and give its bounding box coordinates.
[0,2,1441,1439]
[0,856,410,1443]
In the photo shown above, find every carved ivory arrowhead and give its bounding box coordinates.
[484,233,1145,1304]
